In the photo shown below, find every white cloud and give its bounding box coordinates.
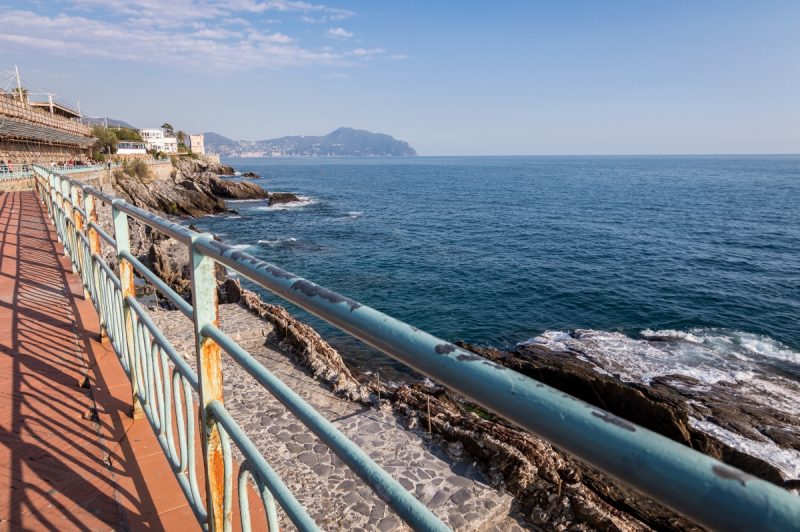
[347,48,386,57]
[0,9,348,71]
[0,2,400,74]
[70,0,353,20]
[325,27,353,39]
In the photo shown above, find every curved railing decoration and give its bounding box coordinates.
[32,166,800,532]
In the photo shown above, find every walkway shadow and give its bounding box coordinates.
[0,190,169,530]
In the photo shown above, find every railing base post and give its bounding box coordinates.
[191,235,227,531]
[112,200,144,420]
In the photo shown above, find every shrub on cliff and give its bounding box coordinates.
[113,159,150,182]
[124,159,150,180]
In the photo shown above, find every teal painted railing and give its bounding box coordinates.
[1,161,172,183]
[32,165,800,531]
[0,169,33,181]
[2,163,108,182]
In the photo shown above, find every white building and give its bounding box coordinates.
[139,128,163,149]
[116,141,147,155]
[163,137,178,153]
[140,128,178,154]
[189,134,205,154]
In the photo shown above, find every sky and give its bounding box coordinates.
[1,1,798,155]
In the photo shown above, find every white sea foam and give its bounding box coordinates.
[229,243,252,251]
[690,418,800,480]
[522,327,800,478]
[524,328,799,391]
[640,329,705,344]
[255,196,316,211]
[226,215,242,219]
[346,211,363,218]
[257,237,297,247]
[225,198,267,203]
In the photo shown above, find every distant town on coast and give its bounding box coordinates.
[84,116,417,158]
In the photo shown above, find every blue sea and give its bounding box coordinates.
[196,155,800,477]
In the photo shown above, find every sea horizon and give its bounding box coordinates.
[224,152,800,159]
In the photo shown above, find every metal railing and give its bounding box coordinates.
[31,165,800,531]
[0,169,33,181]
[1,164,112,183]
[50,163,114,173]
[1,161,166,182]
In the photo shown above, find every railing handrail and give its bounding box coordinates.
[30,164,800,531]
[1,161,169,180]
[0,170,33,181]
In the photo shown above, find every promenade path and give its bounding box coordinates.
[0,190,195,530]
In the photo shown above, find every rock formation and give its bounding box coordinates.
[455,341,798,489]
[111,158,265,217]
[268,191,301,205]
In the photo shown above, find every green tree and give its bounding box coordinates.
[10,87,28,103]
[91,125,118,159]
[161,122,174,136]
[114,127,143,142]
[176,130,188,152]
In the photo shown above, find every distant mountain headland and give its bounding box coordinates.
[204,127,417,157]
[83,117,138,129]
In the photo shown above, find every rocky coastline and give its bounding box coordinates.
[110,158,304,216]
[95,159,796,530]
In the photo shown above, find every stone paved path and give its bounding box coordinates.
[150,303,516,531]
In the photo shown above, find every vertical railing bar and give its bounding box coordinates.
[112,199,144,419]
[69,184,89,296]
[84,191,108,342]
[190,233,227,531]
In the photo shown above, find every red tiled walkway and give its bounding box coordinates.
[0,190,197,530]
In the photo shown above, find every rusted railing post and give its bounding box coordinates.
[84,192,107,342]
[112,199,144,419]
[46,172,55,224]
[70,184,88,294]
[190,235,227,531]
[61,178,75,269]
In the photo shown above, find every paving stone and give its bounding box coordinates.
[285,442,304,454]
[297,452,318,467]
[451,487,472,506]
[447,475,475,488]
[428,490,450,509]
[352,501,371,517]
[378,515,402,531]
[370,502,386,521]
[449,513,467,529]
[342,491,360,505]
[312,464,332,477]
